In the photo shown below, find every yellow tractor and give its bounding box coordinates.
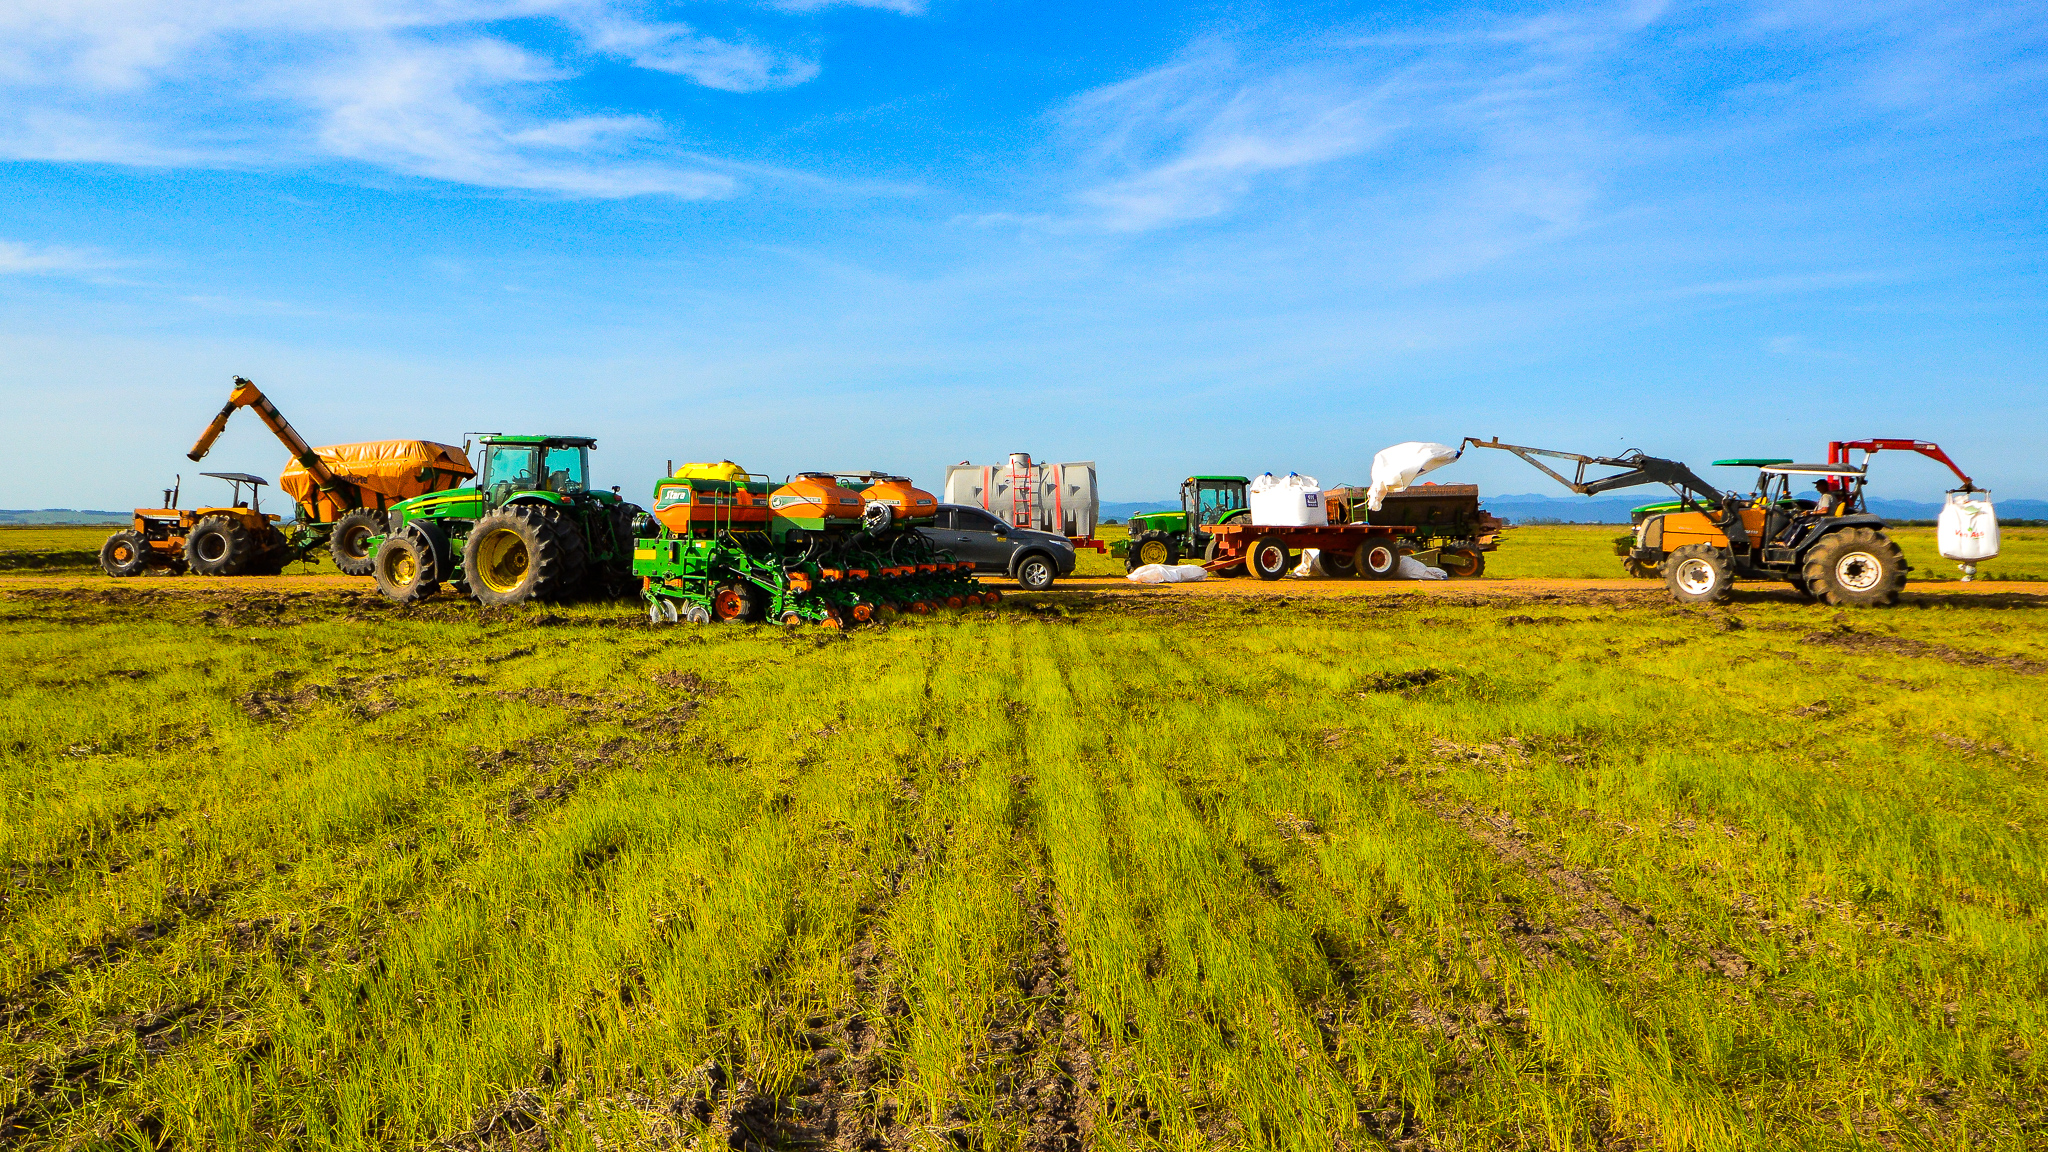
[99,472,291,577]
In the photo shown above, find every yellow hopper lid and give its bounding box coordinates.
[675,461,749,482]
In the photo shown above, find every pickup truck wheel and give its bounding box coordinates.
[1248,537,1291,581]
[1016,553,1057,591]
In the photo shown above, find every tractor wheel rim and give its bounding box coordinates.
[339,526,368,557]
[1138,541,1167,565]
[1676,558,1715,594]
[113,544,132,563]
[477,530,530,593]
[391,551,417,585]
[198,534,226,562]
[1835,552,1881,591]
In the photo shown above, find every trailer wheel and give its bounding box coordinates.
[330,509,387,577]
[1355,539,1400,579]
[1249,536,1292,580]
[99,531,149,578]
[1316,548,1356,577]
[185,515,253,576]
[1803,527,1906,607]
[1439,548,1486,578]
[373,533,441,603]
[1666,543,1733,604]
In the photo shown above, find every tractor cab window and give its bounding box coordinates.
[482,445,541,504]
[543,446,587,495]
[1193,483,1245,525]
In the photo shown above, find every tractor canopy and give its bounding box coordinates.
[1712,459,1793,468]
[278,440,475,507]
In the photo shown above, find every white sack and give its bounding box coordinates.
[1937,492,2000,561]
[1290,548,1320,577]
[1368,442,1461,511]
[1398,555,1449,580]
[1126,564,1210,584]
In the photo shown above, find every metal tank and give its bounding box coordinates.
[943,453,1100,541]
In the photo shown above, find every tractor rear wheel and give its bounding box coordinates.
[1356,539,1400,579]
[463,505,586,605]
[1439,547,1486,578]
[99,531,148,577]
[1248,536,1292,580]
[330,509,387,576]
[1128,533,1178,570]
[185,515,253,576]
[373,533,440,603]
[1666,543,1733,604]
[1803,527,1906,607]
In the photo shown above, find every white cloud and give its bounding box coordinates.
[0,240,116,275]
[0,0,900,197]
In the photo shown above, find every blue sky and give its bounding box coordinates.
[3,0,2043,508]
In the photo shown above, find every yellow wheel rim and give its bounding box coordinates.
[389,549,417,586]
[113,544,132,563]
[476,529,530,594]
[1137,540,1169,566]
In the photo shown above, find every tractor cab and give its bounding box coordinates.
[477,436,594,507]
[1183,475,1249,527]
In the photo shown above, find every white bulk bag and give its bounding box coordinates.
[1937,492,2000,562]
[1249,472,1327,526]
[1368,442,1461,511]
[1126,564,1210,584]
[1397,555,1448,580]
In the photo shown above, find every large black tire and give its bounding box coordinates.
[462,505,587,606]
[1127,533,1179,571]
[1248,536,1291,581]
[1803,527,1907,607]
[1439,547,1485,578]
[1356,538,1400,579]
[99,530,148,577]
[1015,552,1058,591]
[185,515,253,576]
[1622,555,1662,579]
[1666,543,1733,604]
[373,532,441,603]
[591,503,646,598]
[1316,548,1356,578]
[330,509,388,577]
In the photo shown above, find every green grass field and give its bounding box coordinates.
[2,580,2044,1150]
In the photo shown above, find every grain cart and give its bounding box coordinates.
[185,376,475,574]
[636,464,988,626]
[1463,437,1910,606]
[366,435,641,605]
[99,472,292,577]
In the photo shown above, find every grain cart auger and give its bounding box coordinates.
[1463,437,1910,606]
[634,463,987,627]
[184,375,474,575]
[365,435,643,605]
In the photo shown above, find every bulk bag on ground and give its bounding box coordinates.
[1368,442,1461,511]
[1249,472,1327,526]
[1127,564,1210,584]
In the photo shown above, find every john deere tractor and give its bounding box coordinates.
[1124,476,1250,570]
[366,435,643,605]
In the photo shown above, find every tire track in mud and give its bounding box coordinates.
[2,676,699,1145]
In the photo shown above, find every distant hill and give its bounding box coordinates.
[0,509,129,525]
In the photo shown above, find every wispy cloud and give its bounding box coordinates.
[0,239,117,275]
[0,0,908,198]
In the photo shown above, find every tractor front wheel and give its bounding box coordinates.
[373,533,441,603]
[1665,543,1733,604]
[1248,536,1292,581]
[185,515,254,576]
[99,530,148,577]
[1128,533,1178,570]
[1803,528,1906,607]
[330,509,388,577]
[462,506,586,606]
[1621,555,1662,579]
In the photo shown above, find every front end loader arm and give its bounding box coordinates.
[1460,437,1725,506]
[187,376,359,510]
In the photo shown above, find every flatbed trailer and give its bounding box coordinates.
[1200,522,1411,580]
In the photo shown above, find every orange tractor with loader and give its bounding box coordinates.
[101,376,474,578]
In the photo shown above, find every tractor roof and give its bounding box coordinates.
[200,472,268,485]
[1188,475,1249,483]
[1713,458,1794,467]
[1761,463,1865,476]
[483,435,596,447]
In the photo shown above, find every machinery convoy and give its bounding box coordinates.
[96,376,1996,614]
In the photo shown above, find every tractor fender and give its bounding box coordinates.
[404,520,456,581]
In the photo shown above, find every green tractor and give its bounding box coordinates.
[1122,476,1250,570]
[366,435,643,605]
